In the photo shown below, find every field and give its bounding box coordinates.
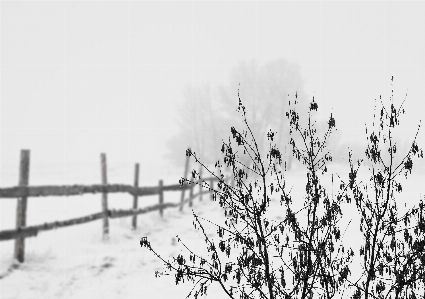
[1,160,424,298]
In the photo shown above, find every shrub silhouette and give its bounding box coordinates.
[140,79,425,299]
[344,80,425,299]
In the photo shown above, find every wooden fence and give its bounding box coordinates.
[0,150,234,263]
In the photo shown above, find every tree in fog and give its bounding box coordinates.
[165,58,326,173]
[217,59,313,172]
[165,83,225,169]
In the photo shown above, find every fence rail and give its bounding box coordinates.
[0,150,234,264]
[0,191,212,242]
[0,182,197,198]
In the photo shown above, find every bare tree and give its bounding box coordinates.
[343,82,425,299]
[148,78,424,299]
[142,94,355,299]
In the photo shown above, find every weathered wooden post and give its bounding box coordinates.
[14,149,30,263]
[199,166,203,202]
[189,178,194,207]
[179,152,190,212]
[100,153,109,240]
[158,180,164,217]
[132,163,140,230]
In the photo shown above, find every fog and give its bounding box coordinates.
[1,1,425,297]
[2,1,425,179]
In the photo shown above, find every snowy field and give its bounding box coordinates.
[0,160,424,298]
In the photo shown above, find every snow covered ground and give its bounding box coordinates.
[0,160,424,298]
[0,160,230,298]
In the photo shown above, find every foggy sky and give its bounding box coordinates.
[2,1,425,177]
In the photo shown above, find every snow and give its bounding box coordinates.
[0,200,226,298]
[1,161,424,298]
[0,161,233,298]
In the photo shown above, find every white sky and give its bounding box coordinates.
[2,1,425,178]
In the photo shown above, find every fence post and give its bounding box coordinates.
[159,180,163,217]
[179,152,190,212]
[132,163,140,230]
[100,153,109,240]
[210,178,214,201]
[189,178,194,207]
[14,149,30,263]
[199,166,203,202]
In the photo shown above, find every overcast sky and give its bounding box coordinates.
[2,1,425,178]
